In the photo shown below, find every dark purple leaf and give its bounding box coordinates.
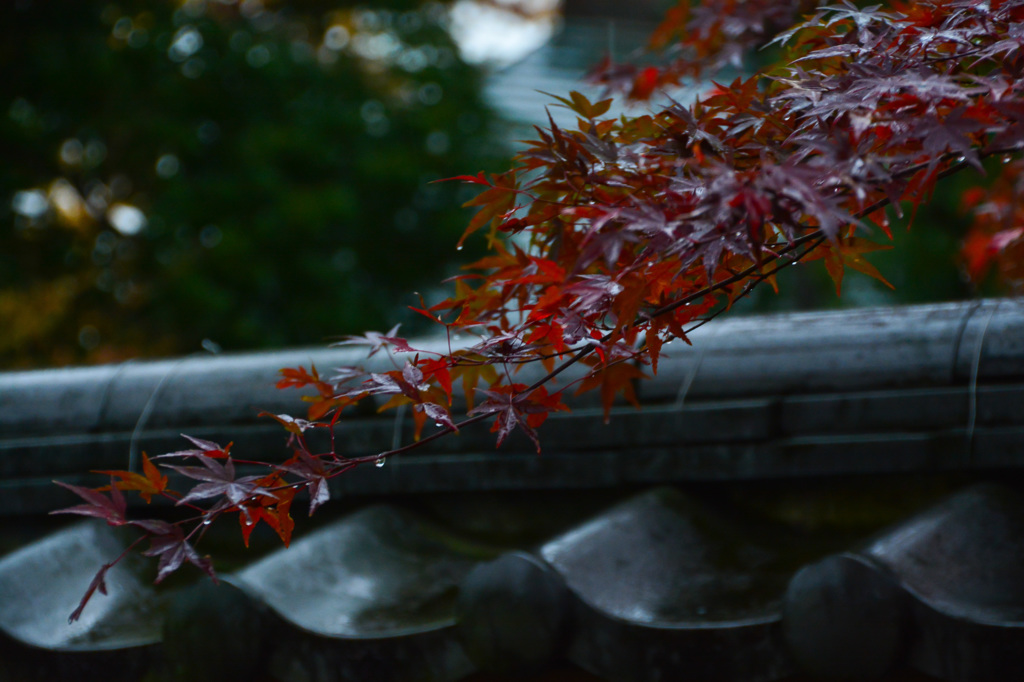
[151,434,230,460]
[165,458,276,507]
[416,402,458,432]
[50,480,127,526]
[329,365,367,388]
[181,434,224,452]
[128,519,176,535]
[331,324,409,356]
[467,388,551,451]
[564,275,624,315]
[276,450,332,515]
[142,526,216,583]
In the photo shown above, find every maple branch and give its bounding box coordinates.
[146,142,1009,540]
[361,152,992,463]
[69,532,149,623]
[495,149,998,406]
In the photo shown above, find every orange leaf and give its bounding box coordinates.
[824,247,844,296]
[839,238,894,290]
[645,327,664,375]
[95,453,167,504]
[451,359,499,410]
[240,485,296,548]
[575,362,647,423]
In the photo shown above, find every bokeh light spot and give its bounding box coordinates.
[107,203,147,236]
[11,190,48,219]
[156,154,180,178]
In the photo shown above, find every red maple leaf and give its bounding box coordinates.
[240,482,296,548]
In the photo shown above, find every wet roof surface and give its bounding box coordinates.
[3,481,1024,681]
[2,299,1023,680]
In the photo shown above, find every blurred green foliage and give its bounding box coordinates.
[1,0,505,367]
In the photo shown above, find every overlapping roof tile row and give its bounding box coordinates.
[1,300,1023,680]
[3,483,1024,681]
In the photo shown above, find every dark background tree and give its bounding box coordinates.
[1,0,505,367]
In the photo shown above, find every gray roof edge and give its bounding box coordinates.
[2,299,1023,513]
[3,299,1022,436]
